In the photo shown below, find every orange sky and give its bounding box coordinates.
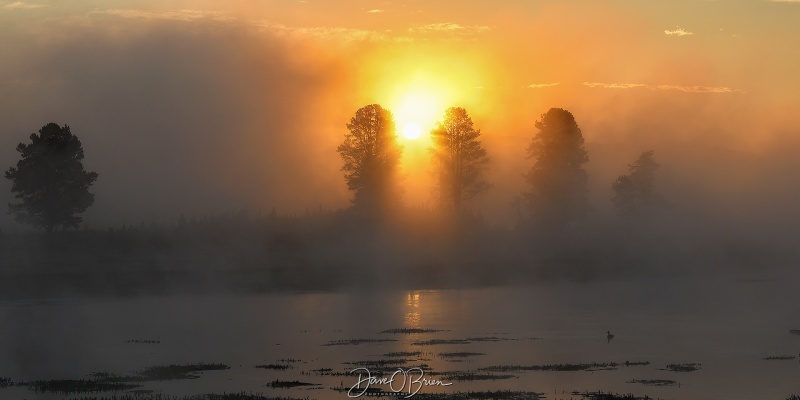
[1,0,799,226]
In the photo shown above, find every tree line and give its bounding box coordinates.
[338,104,662,229]
[4,108,661,231]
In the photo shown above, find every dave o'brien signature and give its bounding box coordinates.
[348,367,452,398]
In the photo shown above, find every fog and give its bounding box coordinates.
[0,16,354,228]
[1,4,800,296]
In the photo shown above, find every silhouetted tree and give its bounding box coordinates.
[523,108,589,228]
[429,107,491,211]
[612,150,662,217]
[338,104,403,212]
[5,123,98,232]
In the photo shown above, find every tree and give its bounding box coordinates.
[523,108,589,228]
[612,150,662,217]
[5,123,99,231]
[337,104,403,212]
[429,107,491,211]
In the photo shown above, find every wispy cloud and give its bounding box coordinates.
[655,85,743,93]
[263,23,405,43]
[92,9,232,22]
[366,9,384,14]
[664,27,694,36]
[582,82,743,93]
[3,1,44,9]
[583,82,648,89]
[525,83,559,89]
[409,22,492,35]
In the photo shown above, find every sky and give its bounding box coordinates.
[1,0,799,229]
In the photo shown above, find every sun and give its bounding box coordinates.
[402,123,422,140]
[390,90,446,142]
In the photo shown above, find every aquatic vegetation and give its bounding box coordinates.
[343,359,412,367]
[440,371,517,381]
[137,363,230,380]
[201,394,309,400]
[254,364,292,370]
[480,362,635,372]
[379,328,445,334]
[574,392,651,400]
[412,339,471,346]
[663,363,700,372]
[125,339,161,344]
[0,377,13,388]
[322,338,398,346]
[413,390,543,399]
[25,378,140,394]
[763,355,796,360]
[384,351,423,357]
[309,368,332,374]
[466,337,515,342]
[63,392,310,400]
[412,337,513,345]
[266,380,317,388]
[627,379,678,386]
[438,352,486,358]
[623,361,650,366]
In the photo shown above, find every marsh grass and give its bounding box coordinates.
[440,371,517,381]
[627,379,678,386]
[343,359,412,368]
[413,390,543,399]
[574,391,651,400]
[322,338,397,346]
[438,352,485,358]
[480,361,642,372]
[379,328,445,334]
[266,380,317,388]
[25,378,140,394]
[763,355,796,360]
[255,364,292,370]
[466,337,515,342]
[309,368,332,374]
[64,393,309,400]
[663,363,700,372]
[137,363,230,380]
[384,351,423,357]
[412,339,471,346]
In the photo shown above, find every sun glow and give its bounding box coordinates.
[402,123,422,140]
[392,91,445,142]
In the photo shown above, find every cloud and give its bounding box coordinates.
[92,9,232,22]
[250,21,493,44]
[525,83,559,89]
[263,23,404,43]
[409,22,492,35]
[366,9,384,13]
[664,28,694,36]
[582,82,743,93]
[655,84,743,93]
[582,82,648,89]
[3,1,43,9]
